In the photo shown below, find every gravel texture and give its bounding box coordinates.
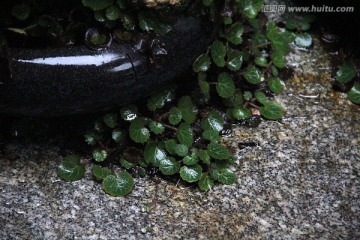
[1,37,359,240]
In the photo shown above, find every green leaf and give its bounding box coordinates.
[217,168,237,184]
[211,39,227,67]
[178,96,198,124]
[217,72,235,98]
[260,102,285,120]
[243,65,264,84]
[271,50,286,68]
[93,149,108,162]
[112,128,125,143]
[165,139,177,155]
[202,130,221,143]
[252,33,268,46]
[201,110,224,132]
[225,22,244,45]
[348,83,360,104]
[207,143,231,160]
[183,151,199,165]
[199,150,211,164]
[176,123,194,147]
[105,5,121,21]
[149,121,165,135]
[120,105,138,121]
[231,107,252,120]
[268,77,285,94]
[168,107,182,125]
[243,91,252,101]
[117,0,128,9]
[102,173,134,196]
[129,117,150,144]
[223,89,243,107]
[119,158,136,169]
[267,22,295,56]
[255,90,268,105]
[226,48,243,71]
[295,33,312,48]
[180,165,203,183]
[57,155,85,181]
[138,10,172,34]
[159,157,180,175]
[144,142,167,166]
[174,144,189,157]
[103,113,117,128]
[193,53,211,72]
[82,0,113,11]
[202,0,213,6]
[92,165,112,180]
[12,4,31,21]
[147,89,175,111]
[254,57,268,67]
[239,0,264,19]
[336,62,356,84]
[84,130,102,145]
[198,174,214,191]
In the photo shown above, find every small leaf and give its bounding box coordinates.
[147,89,175,111]
[243,65,264,84]
[180,164,203,183]
[105,5,121,21]
[348,83,360,104]
[243,91,252,101]
[168,107,182,125]
[202,0,213,6]
[119,158,136,169]
[217,72,235,98]
[84,130,102,145]
[129,117,150,144]
[103,113,117,128]
[57,155,85,181]
[198,174,214,191]
[82,0,113,11]
[226,48,243,71]
[144,142,167,166]
[225,22,244,45]
[211,39,227,67]
[295,33,312,48]
[201,110,224,132]
[260,102,285,120]
[207,143,231,160]
[159,157,180,175]
[268,77,285,94]
[92,165,112,180]
[138,10,172,34]
[165,139,177,155]
[112,128,125,143]
[102,173,134,197]
[271,50,286,68]
[336,62,356,84]
[12,4,31,21]
[223,90,243,107]
[93,149,108,162]
[202,130,221,143]
[217,168,237,184]
[174,144,189,157]
[255,90,268,105]
[149,121,165,135]
[199,150,211,164]
[178,96,198,124]
[120,104,138,121]
[239,0,264,19]
[254,57,268,67]
[183,151,199,165]
[193,53,211,72]
[176,123,194,147]
[231,107,252,120]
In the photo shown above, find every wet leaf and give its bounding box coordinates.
[243,91,253,101]
[120,105,138,121]
[239,0,264,19]
[260,102,285,120]
[102,173,134,196]
[348,83,360,104]
[180,164,203,183]
[243,65,264,84]
[159,157,180,175]
[82,0,113,11]
[103,113,117,128]
[231,107,252,120]
[57,155,85,181]
[168,107,182,125]
[202,130,221,142]
[201,110,224,132]
[12,4,30,21]
[254,57,268,67]
[211,39,227,67]
[147,89,175,111]
[174,144,189,157]
[93,149,108,162]
[149,121,165,135]
[120,158,136,169]
[112,128,125,143]
[271,50,286,68]
[193,53,211,72]
[105,5,121,21]
[92,165,112,180]
[217,168,237,184]
[255,90,268,105]
[165,139,177,155]
[207,143,231,160]
[183,151,199,165]
[226,48,243,71]
[225,22,244,45]
[138,10,172,34]
[217,72,235,98]
[202,0,213,6]
[224,90,244,107]
[178,96,198,124]
[198,174,214,191]
[199,150,211,164]
[336,62,356,84]
[295,33,312,48]
[268,77,285,94]
[144,142,167,166]
[84,130,102,145]
[129,117,150,144]
[176,123,194,147]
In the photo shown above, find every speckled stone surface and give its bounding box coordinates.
[1,39,359,239]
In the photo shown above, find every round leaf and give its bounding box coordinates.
[226,49,243,71]
[201,110,224,132]
[120,105,138,121]
[105,5,121,21]
[267,77,285,94]
[202,130,221,143]
[231,107,252,120]
[178,96,198,124]
[93,149,108,162]
[149,121,165,135]
[168,107,182,125]
[144,142,167,166]
[57,155,85,181]
[129,117,150,144]
[159,157,180,175]
[260,102,285,120]
[103,113,117,128]
[348,83,360,104]
[198,174,214,191]
[82,0,113,11]
[211,39,227,67]
[225,22,244,45]
[180,165,203,183]
[207,143,231,160]
[336,62,356,84]
[176,123,194,147]
[217,72,235,98]
[295,33,312,48]
[193,53,211,72]
[92,165,111,180]
[12,4,30,21]
[102,173,134,197]
[243,65,264,84]
[217,168,237,185]
[174,144,189,157]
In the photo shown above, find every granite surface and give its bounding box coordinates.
[1,39,359,239]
